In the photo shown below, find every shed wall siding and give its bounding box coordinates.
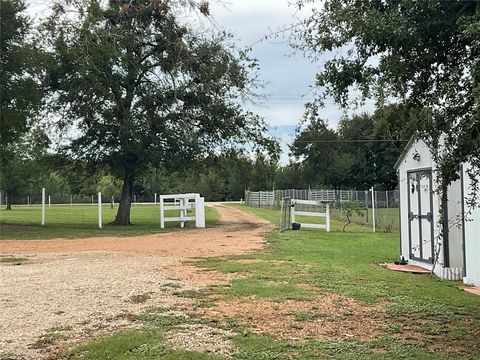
[463,166,480,286]
[446,179,464,268]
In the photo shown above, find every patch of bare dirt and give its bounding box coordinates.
[0,205,272,257]
[199,294,385,341]
[166,324,235,357]
[390,313,480,355]
[163,263,243,288]
[235,259,286,265]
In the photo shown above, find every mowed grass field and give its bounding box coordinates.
[0,204,218,239]
[61,205,480,359]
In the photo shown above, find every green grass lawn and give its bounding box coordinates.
[62,204,480,360]
[0,204,218,239]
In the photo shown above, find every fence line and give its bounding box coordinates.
[245,188,400,232]
[245,189,399,209]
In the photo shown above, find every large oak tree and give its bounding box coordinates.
[43,0,276,224]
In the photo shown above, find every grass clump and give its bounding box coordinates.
[0,257,27,265]
[30,325,72,349]
[219,278,314,302]
[129,292,153,304]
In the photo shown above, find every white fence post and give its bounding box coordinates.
[98,192,102,229]
[41,188,46,226]
[195,194,205,228]
[154,193,157,205]
[160,195,165,229]
[326,203,330,232]
[371,187,376,233]
[48,195,51,207]
[180,197,185,228]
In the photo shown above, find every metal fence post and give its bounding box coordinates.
[371,187,376,233]
[365,190,369,224]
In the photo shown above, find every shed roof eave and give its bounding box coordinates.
[394,135,418,170]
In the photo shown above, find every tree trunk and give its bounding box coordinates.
[5,191,12,210]
[112,167,134,225]
[343,216,351,232]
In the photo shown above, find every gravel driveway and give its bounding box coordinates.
[0,204,271,359]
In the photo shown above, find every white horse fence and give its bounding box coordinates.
[159,193,205,229]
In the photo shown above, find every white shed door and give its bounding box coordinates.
[407,170,434,263]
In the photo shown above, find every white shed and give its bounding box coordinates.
[395,137,480,285]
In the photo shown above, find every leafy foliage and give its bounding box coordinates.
[42,0,277,224]
[0,0,42,151]
[0,127,50,209]
[339,201,364,232]
[295,0,480,197]
[290,104,414,189]
[0,0,44,209]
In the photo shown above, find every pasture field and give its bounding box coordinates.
[0,204,218,239]
[331,207,400,232]
[56,205,480,359]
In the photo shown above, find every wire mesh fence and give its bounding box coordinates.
[279,197,292,232]
[0,193,163,207]
[245,188,399,232]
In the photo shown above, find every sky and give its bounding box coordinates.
[207,0,375,163]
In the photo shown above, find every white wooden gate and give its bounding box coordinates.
[160,193,205,229]
[291,199,330,232]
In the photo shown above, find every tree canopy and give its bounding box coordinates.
[42,0,277,224]
[0,0,42,149]
[0,0,43,208]
[295,0,480,198]
[291,104,414,189]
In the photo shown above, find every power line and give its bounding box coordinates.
[291,139,408,143]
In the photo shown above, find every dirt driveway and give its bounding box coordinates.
[0,204,272,359]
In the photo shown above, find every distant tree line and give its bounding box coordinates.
[290,104,415,191]
[1,103,414,204]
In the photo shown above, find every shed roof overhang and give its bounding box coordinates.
[394,135,418,170]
